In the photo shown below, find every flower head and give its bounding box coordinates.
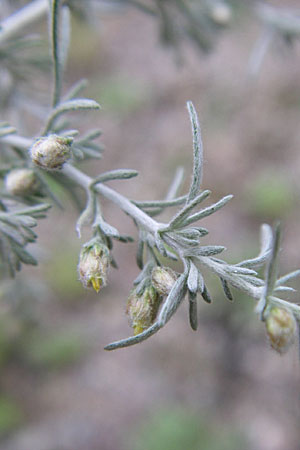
[30,135,73,170]
[78,240,110,293]
[265,306,296,354]
[126,286,162,335]
[5,168,39,196]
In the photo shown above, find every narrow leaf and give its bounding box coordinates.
[178,195,233,228]
[275,286,296,293]
[63,79,88,101]
[265,223,281,297]
[104,322,161,351]
[45,99,100,133]
[186,101,203,202]
[0,223,24,246]
[189,291,198,331]
[134,195,187,209]
[136,238,144,270]
[51,0,62,107]
[225,266,257,276]
[14,216,37,228]
[91,169,138,186]
[0,126,16,137]
[158,271,188,326]
[11,244,37,266]
[184,245,226,257]
[256,223,281,318]
[168,190,211,229]
[276,269,300,286]
[154,233,167,257]
[166,167,185,200]
[201,284,212,303]
[198,271,205,292]
[220,277,233,301]
[187,260,199,293]
[237,223,272,268]
[76,192,95,238]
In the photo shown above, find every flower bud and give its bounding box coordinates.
[151,266,177,296]
[265,307,296,354]
[78,241,110,293]
[126,286,162,335]
[29,135,73,170]
[5,168,38,196]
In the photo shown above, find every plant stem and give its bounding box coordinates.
[2,133,300,320]
[62,164,162,234]
[1,134,162,234]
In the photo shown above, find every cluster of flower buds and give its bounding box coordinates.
[126,266,178,335]
[29,135,73,170]
[265,306,296,354]
[5,168,39,196]
[78,239,110,293]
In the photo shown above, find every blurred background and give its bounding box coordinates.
[1,1,300,449]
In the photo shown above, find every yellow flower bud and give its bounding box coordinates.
[5,168,38,196]
[78,241,110,293]
[265,307,296,354]
[151,266,177,296]
[126,286,162,335]
[30,135,73,170]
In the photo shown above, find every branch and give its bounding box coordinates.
[1,134,163,235]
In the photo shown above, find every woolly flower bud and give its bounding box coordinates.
[126,286,162,335]
[78,241,110,293]
[265,307,296,354]
[151,266,177,296]
[29,135,73,170]
[5,168,38,196]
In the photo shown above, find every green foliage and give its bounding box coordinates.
[24,331,87,369]
[95,77,147,116]
[130,407,248,450]
[46,245,82,299]
[245,171,294,220]
[0,396,23,436]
